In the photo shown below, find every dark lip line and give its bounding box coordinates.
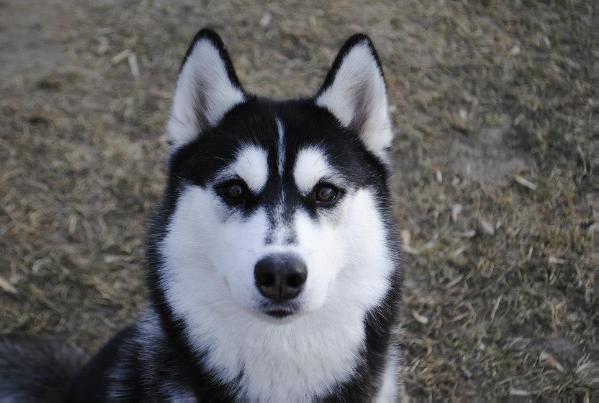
[260,300,301,318]
[264,309,294,318]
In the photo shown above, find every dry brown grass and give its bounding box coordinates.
[0,0,596,399]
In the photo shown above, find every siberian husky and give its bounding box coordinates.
[0,29,402,402]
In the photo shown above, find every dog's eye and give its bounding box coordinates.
[217,180,248,202]
[311,183,341,206]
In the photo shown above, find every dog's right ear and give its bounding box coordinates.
[315,34,392,164]
[167,29,246,151]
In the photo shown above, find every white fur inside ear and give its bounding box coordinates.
[316,42,392,161]
[167,39,245,150]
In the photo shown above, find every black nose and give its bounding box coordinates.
[254,254,307,302]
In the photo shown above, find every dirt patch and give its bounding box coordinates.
[0,0,68,81]
[448,125,535,185]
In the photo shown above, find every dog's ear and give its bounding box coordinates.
[315,34,392,162]
[167,29,245,150]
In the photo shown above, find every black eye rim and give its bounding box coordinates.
[310,182,344,207]
[216,179,249,203]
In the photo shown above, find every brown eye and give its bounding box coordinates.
[312,183,341,206]
[226,184,244,198]
[218,180,248,202]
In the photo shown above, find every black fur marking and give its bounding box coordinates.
[66,327,139,402]
[0,337,87,402]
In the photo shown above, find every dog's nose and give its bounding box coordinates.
[254,254,307,302]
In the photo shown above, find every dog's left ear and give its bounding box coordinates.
[167,29,245,151]
[315,34,392,162]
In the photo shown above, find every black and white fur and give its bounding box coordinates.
[0,29,402,402]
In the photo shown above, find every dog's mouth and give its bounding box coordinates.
[264,309,293,318]
[260,302,300,319]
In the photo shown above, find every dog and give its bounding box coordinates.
[0,29,402,402]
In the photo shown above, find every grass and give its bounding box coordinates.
[0,0,596,399]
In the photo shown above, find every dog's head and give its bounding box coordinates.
[155,30,396,324]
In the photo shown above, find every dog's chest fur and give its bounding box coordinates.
[121,295,399,402]
[129,307,387,401]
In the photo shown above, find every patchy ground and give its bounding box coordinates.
[0,0,596,399]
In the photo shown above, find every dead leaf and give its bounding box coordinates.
[457,230,476,238]
[0,275,17,294]
[412,311,429,324]
[513,174,537,190]
[548,256,566,265]
[401,230,420,255]
[400,230,411,246]
[128,53,140,79]
[540,351,565,373]
[111,49,131,64]
[259,12,272,27]
[478,218,495,236]
[451,204,462,222]
[509,388,530,396]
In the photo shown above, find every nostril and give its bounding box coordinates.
[287,272,306,288]
[256,268,275,287]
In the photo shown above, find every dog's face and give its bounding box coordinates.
[157,31,394,324]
